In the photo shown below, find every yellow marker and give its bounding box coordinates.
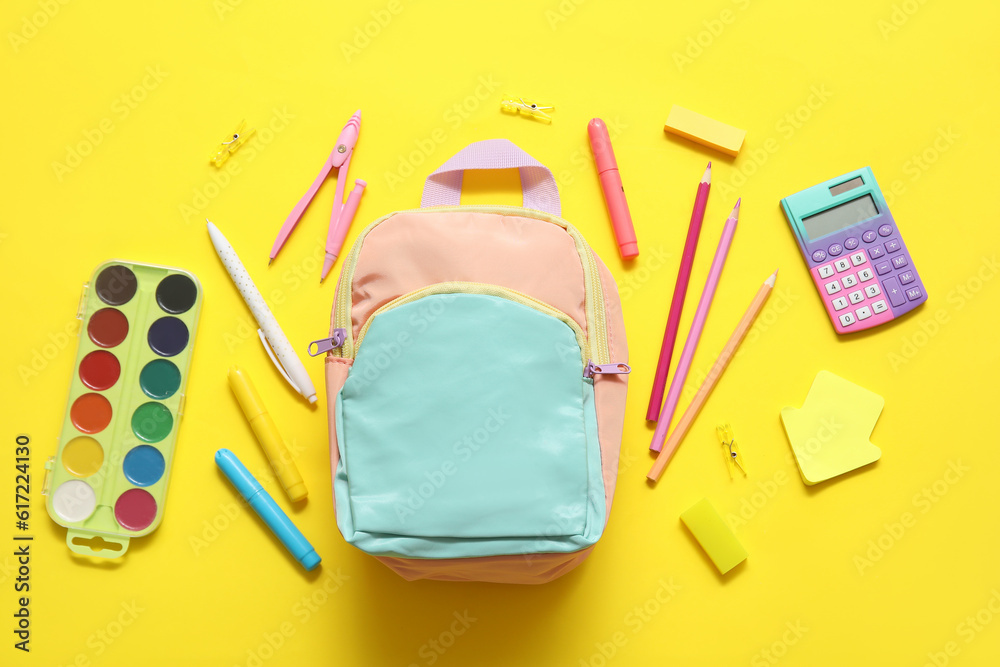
[680,498,747,574]
[228,366,308,501]
[664,105,746,157]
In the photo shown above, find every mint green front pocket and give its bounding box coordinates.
[333,290,606,559]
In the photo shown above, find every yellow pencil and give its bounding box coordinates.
[648,270,778,483]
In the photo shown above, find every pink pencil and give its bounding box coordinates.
[650,199,740,452]
[646,162,712,421]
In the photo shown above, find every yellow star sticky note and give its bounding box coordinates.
[780,371,883,485]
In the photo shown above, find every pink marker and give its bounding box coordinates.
[588,118,638,259]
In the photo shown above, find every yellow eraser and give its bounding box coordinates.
[664,105,746,157]
[680,498,747,574]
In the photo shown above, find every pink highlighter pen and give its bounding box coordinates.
[588,118,638,259]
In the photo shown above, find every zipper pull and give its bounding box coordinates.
[307,328,347,357]
[584,360,631,378]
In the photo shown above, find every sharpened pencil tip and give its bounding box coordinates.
[766,270,778,287]
[701,162,712,183]
[730,198,741,218]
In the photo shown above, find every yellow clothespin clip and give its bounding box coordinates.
[210,120,256,167]
[717,424,746,478]
[500,96,555,123]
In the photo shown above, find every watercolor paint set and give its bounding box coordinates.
[44,260,202,558]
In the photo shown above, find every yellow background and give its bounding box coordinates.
[2,0,998,664]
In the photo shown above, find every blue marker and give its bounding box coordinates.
[215,448,321,570]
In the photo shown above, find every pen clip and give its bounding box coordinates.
[257,329,302,394]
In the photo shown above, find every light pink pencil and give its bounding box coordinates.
[646,162,711,421]
[649,270,777,481]
[650,199,740,452]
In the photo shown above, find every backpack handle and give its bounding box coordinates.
[420,139,561,216]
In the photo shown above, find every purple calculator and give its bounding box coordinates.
[781,167,927,334]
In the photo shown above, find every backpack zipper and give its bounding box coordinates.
[330,206,611,363]
[352,282,589,364]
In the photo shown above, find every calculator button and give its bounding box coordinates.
[828,243,843,256]
[856,306,872,321]
[862,230,877,243]
[824,280,842,295]
[850,252,867,266]
[906,286,923,301]
[839,312,856,327]
[872,299,888,314]
[834,258,851,272]
[818,264,835,279]
[892,255,909,269]
[882,277,906,307]
[832,296,849,311]
[812,250,827,263]
[878,224,893,237]
[885,239,901,253]
[842,274,858,288]
[899,270,915,285]
[849,290,864,304]
[858,268,874,282]
[864,284,882,299]
[868,245,885,260]
[875,260,892,276]
[845,237,859,250]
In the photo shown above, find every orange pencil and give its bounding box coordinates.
[648,270,778,482]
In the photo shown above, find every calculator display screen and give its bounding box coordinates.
[802,194,878,240]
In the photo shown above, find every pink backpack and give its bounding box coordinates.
[317,139,629,583]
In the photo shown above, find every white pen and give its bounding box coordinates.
[207,220,318,404]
